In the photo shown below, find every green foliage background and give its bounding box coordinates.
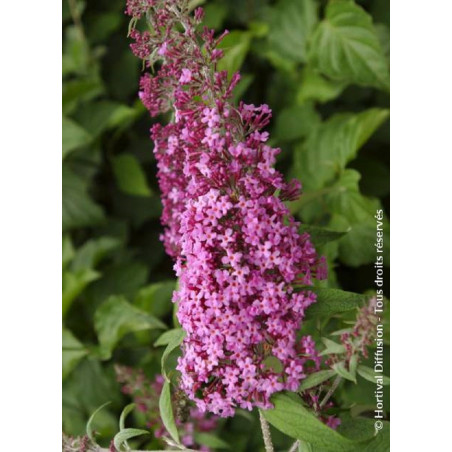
[62,0,389,450]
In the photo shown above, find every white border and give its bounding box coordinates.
[1,0,451,449]
[391,0,452,449]
[0,0,61,449]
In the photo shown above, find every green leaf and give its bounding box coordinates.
[62,78,104,115]
[304,287,366,318]
[62,235,75,269]
[298,224,348,247]
[232,73,254,105]
[266,0,318,64]
[111,154,152,197]
[297,67,347,104]
[263,355,284,373]
[194,432,229,449]
[135,280,176,318]
[74,100,137,137]
[349,355,359,378]
[64,360,120,437]
[119,403,136,431]
[203,2,228,29]
[217,31,252,76]
[63,268,100,317]
[113,428,149,451]
[321,338,346,355]
[325,170,389,266]
[86,261,149,305]
[62,328,89,380]
[86,401,111,443]
[336,416,390,451]
[374,23,390,58]
[94,295,167,359]
[332,361,356,383]
[294,109,389,191]
[298,440,314,452]
[159,328,186,379]
[309,0,389,90]
[274,104,321,142]
[63,116,91,159]
[357,365,390,386]
[263,393,368,450]
[62,167,105,231]
[115,403,145,450]
[299,369,336,391]
[71,237,122,271]
[154,328,184,347]
[159,380,180,444]
[62,26,90,76]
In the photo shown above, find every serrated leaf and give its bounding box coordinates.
[274,104,321,142]
[62,328,88,380]
[299,224,348,247]
[299,369,336,391]
[303,287,366,318]
[62,167,105,231]
[326,171,380,222]
[297,67,347,104]
[357,365,390,386]
[309,0,389,89]
[332,361,357,383]
[94,295,166,359]
[325,170,389,266]
[114,428,149,451]
[294,109,389,191]
[266,0,318,64]
[86,401,111,442]
[159,380,180,444]
[63,268,100,317]
[263,393,370,450]
[111,154,152,197]
[63,116,91,159]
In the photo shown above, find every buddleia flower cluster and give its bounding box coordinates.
[126,0,326,417]
[116,366,218,450]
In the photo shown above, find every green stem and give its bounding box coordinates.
[319,375,342,409]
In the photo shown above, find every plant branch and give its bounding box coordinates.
[319,375,342,409]
[259,410,274,452]
[288,440,300,452]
